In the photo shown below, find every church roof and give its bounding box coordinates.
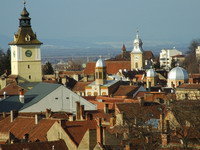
[9,6,42,45]
[96,58,106,68]
[146,68,156,77]
[9,27,42,45]
[168,66,189,80]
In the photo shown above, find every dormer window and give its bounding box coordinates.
[25,34,31,41]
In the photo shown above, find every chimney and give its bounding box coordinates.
[59,119,66,128]
[35,114,38,124]
[160,111,166,133]
[138,97,144,106]
[161,133,169,146]
[35,114,42,125]
[96,118,103,144]
[10,110,18,122]
[80,105,85,120]
[23,133,29,143]
[86,112,93,120]
[76,101,81,120]
[68,115,74,121]
[45,108,51,118]
[110,116,116,128]
[2,112,6,118]
[125,143,132,150]
[3,91,7,99]
[104,104,109,114]
[145,136,152,144]
[19,89,25,103]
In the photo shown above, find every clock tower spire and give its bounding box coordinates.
[9,3,43,83]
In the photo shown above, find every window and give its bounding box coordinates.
[135,62,138,68]
[29,75,31,79]
[87,92,91,96]
[94,92,98,96]
[28,65,30,69]
[25,34,31,41]
[96,72,98,78]
[99,72,102,79]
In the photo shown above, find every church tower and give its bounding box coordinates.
[131,32,144,70]
[9,3,43,83]
[95,58,107,85]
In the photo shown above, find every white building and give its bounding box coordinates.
[159,48,182,70]
[196,46,200,61]
[0,82,96,113]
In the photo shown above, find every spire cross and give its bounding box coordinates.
[136,30,139,38]
[23,0,26,7]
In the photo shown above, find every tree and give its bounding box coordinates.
[42,61,54,75]
[183,39,200,73]
[0,48,11,76]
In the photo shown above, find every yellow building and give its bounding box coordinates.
[85,58,119,96]
[9,5,43,83]
[131,32,144,70]
[146,68,157,89]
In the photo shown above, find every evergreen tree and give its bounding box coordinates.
[42,61,54,75]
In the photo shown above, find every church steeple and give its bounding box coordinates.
[9,2,43,83]
[131,31,143,53]
[9,2,42,45]
[19,2,31,27]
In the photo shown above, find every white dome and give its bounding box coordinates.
[96,58,106,67]
[134,38,142,44]
[146,68,156,77]
[168,66,188,80]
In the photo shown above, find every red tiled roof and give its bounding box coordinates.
[135,74,143,81]
[85,96,124,110]
[83,62,96,75]
[0,140,68,150]
[171,54,185,58]
[28,119,57,141]
[106,61,131,74]
[84,61,131,75]
[88,100,115,110]
[0,116,57,142]
[84,109,113,122]
[59,71,83,76]
[115,103,161,120]
[0,83,28,96]
[133,91,148,99]
[72,82,91,92]
[189,73,200,78]
[143,51,154,60]
[177,83,200,89]
[64,120,97,146]
[113,85,139,97]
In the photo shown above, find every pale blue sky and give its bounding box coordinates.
[0,0,200,49]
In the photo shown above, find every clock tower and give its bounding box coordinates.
[9,3,43,83]
[131,31,144,70]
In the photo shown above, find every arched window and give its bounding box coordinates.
[135,62,138,68]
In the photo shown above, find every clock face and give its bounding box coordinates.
[25,50,32,57]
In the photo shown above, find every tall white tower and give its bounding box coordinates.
[9,3,43,83]
[131,31,144,70]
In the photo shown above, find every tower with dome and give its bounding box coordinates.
[85,58,119,96]
[167,66,189,88]
[131,31,144,70]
